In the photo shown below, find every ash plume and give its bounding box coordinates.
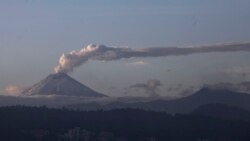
[54,42,250,73]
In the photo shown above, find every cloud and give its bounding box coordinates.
[221,66,250,78]
[204,81,250,93]
[167,84,183,92]
[1,86,26,96]
[107,86,117,90]
[179,86,197,97]
[130,79,162,96]
[54,42,250,73]
[127,61,149,66]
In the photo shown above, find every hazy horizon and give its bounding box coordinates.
[1,0,250,97]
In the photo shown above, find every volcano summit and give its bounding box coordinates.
[22,73,106,97]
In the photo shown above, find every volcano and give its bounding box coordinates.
[22,73,107,97]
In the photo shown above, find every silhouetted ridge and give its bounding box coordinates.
[192,87,234,96]
[192,103,250,121]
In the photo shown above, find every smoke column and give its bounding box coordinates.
[54,42,250,73]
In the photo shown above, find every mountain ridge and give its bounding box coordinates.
[67,88,250,113]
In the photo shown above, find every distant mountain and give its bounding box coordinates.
[22,73,107,97]
[68,88,250,113]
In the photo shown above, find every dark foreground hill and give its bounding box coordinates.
[0,106,250,141]
[192,103,250,121]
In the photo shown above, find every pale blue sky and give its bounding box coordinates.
[1,0,250,96]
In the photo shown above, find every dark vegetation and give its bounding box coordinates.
[0,105,250,141]
[192,103,250,121]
